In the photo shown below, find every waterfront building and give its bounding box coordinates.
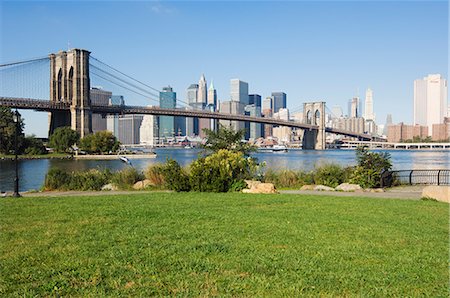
[387,123,428,142]
[219,100,245,132]
[198,74,207,104]
[118,115,144,144]
[364,88,374,121]
[140,113,158,146]
[332,117,365,134]
[432,117,450,141]
[90,87,112,133]
[271,92,287,114]
[273,126,291,144]
[414,74,448,135]
[159,86,176,139]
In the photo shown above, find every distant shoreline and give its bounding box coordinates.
[0,153,157,161]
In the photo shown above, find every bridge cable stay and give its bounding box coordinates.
[89,56,204,111]
[0,56,50,100]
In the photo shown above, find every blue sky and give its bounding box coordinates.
[1,0,448,137]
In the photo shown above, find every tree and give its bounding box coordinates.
[79,131,120,154]
[0,107,24,154]
[23,135,47,155]
[350,146,392,188]
[201,124,255,156]
[49,127,80,153]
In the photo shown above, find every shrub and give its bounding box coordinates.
[313,163,349,188]
[23,135,47,155]
[350,146,392,188]
[144,164,166,188]
[44,168,71,190]
[263,169,314,189]
[43,168,111,191]
[160,159,190,192]
[189,149,258,192]
[49,127,79,153]
[112,167,144,190]
[79,131,120,154]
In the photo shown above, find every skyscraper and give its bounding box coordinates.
[207,80,217,109]
[90,87,112,133]
[364,88,374,121]
[414,74,448,135]
[349,97,360,118]
[159,86,176,139]
[271,92,287,113]
[230,79,249,105]
[198,74,207,104]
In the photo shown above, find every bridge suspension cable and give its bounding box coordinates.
[0,56,49,68]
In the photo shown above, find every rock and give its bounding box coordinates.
[422,186,450,203]
[314,185,335,191]
[102,183,118,191]
[369,188,385,193]
[300,185,315,191]
[242,181,277,194]
[335,183,362,192]
[133,179,153,190]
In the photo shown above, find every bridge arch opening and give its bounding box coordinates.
[68,66,73,105]
[57,68,62,101]
[314,109,320,125]
[306,110,312,124]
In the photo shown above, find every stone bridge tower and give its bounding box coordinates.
[302,102,326,150]
[48,49,92,137]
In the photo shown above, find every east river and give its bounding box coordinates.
[1,149,449,192]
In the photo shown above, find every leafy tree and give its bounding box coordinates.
[49,127,80,153]
[79,131,120,154]
[23,135,47,155]
[0,107,24,154]
[350,146,392,188]
[201,124,255,156]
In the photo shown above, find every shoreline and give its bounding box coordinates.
[74,154,157,160]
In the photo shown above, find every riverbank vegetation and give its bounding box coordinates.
[1,193,448,296]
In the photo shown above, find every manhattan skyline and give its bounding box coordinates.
[1,1,447,137]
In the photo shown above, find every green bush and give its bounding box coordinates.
[263,169,314,189]
[160,159,190,192]
[189,149,258,192]
[313,163,349,188]
[79,131,120,154]
[23,135,47,155]
[112,167,144,190]
[349,146,392,188]
[44,168,111,191]
[49,127,79,153]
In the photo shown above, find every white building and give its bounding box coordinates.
[230,79,249,105]
[140,114,157,146]
[364,88,375,121]
[414,74,448,135]
[198,74,207,104]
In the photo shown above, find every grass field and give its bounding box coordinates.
[1,193,448,296]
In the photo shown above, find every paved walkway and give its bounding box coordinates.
[280,186,425,200]
[3,186,424,200]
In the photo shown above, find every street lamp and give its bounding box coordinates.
[12,109,21,197]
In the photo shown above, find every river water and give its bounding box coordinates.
[1,149,449,192]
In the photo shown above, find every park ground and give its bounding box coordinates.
[1,192,448,296]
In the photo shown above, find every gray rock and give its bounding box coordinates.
[101,183,118,191]
[335,183,362,192]
[314,185,335,191]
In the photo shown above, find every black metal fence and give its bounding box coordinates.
[381,170,450,187]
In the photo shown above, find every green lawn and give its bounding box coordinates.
[1,193,448,296]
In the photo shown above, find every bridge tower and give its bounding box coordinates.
[48,49,92,137]
[302,102,325,150]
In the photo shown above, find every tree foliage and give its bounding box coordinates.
[0,108,24,154]
[201,125,255,156]
[49,127,80,153]
[350,146,392,188]
[23,135,47,155]
[79,131,120,154]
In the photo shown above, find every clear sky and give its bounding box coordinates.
[1,0,448,137]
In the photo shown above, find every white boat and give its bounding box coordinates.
[272,145,288,152]
[119,156,132,165]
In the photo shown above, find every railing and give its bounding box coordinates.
[381,170,450,187]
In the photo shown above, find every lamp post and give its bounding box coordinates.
[12,109,21,197]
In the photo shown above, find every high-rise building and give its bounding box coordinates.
[90,87,112,133]
[387,123,428,142]
[187,84,198,104]
[230,79,249,105]
[159,86,176,139]
[118,115,144,144]
[198,74,207,104]
[349,97,360,118]
[207,81,217,109]
[364,88,374,121]
[140,113,158,146]
[271,92,287,113]
[262,96,273,137]
[245,94,262,140]
[414,74,448,135]
[331,105,343,119]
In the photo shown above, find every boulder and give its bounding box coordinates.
[422,186,450,203]
[102,183,118,191]
[300,185,315,191]
[335,183,362,192]
[133,179,153,190]
[314,185,335,191]
[369,188,385,193]
[243,181,277,194]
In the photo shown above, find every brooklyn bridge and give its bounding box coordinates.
[0,49,372,149]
